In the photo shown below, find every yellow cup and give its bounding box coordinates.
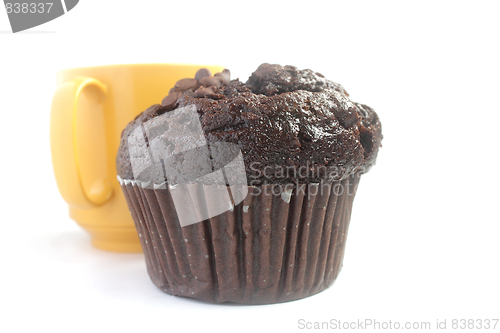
[51,63,225,252]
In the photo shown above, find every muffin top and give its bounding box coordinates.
[116,64,382,186]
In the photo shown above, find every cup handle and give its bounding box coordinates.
[51,77,112,209]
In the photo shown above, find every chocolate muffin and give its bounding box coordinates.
[116,64,382,304]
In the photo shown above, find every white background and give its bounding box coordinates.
[1,1,499,332]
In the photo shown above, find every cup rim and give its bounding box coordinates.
[57,63,225,75]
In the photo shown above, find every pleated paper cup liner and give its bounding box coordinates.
[118,173,361,305]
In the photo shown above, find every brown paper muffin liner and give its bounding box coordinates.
[119,174,360,304]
